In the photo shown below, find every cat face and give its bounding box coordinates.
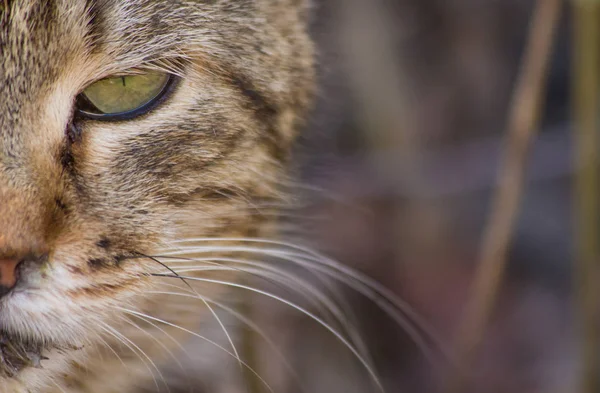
[0,0,313,387]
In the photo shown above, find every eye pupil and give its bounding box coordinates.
[75,72,175,121]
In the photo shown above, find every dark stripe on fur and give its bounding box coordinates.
[84,0,103,51]
[229,75,288,162]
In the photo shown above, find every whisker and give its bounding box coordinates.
[50,379,68,393]
[117,310,197,393]
[158,242,447,368]
[165,258,371,362]
[122,301,190,358]
[97,320,166,392]
[116,313,186,375]
[169,261,342,320]
[146,255,352,339]
[165,238,458,367]
[155,252,369,359]
[92,330,127,369]
[135,252,242,370]
[115,306,275,393]
[146,289,309,393]
[151,273,385,392]
[148,256,281,291]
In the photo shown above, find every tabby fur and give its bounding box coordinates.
[0,1,315,391]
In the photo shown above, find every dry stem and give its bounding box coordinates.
[447,0,562,391]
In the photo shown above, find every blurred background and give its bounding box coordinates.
[290,1,572,392]
[155,1,587,392]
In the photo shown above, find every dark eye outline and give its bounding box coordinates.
[74,74,178,122]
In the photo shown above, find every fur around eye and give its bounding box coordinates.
[75,72,177,121]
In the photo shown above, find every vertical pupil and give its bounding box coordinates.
[121,77,126,87]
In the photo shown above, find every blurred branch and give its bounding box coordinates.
[447,0,562,391]
[573,1,600,392]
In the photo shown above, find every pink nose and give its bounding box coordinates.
[0,258,20,292]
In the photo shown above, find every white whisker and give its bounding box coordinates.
[152,274,385,392]
[147,289,309,393]
[116,313,186,375]
[161,238,456,369]
[97,320,166,392]
[124,303,190,358]
[50,379,67,393]
[165,257,371,362]
[139,254,242,371]
[115,306,275,393]
[88,328,126,368]
[157,243,442,367]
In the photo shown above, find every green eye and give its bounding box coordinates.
[76,72,175,121]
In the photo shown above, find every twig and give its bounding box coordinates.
[446,0,562,391]
[573,1,600,392]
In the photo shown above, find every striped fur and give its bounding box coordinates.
[0,1,315,391]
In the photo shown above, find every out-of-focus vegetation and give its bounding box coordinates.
[291,1,583,392]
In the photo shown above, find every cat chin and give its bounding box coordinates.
[0,346,84,393]
[0,329,47,378]
[0,305,81,378]
[0,295,91,376]
[0,325,86,382]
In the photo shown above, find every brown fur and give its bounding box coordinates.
[0,1,315,391]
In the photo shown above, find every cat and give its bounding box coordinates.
[0,0,316,391]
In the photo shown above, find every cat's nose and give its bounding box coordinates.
[0,250,48,298]
[0,235,47,298]
[0,258,21,296]
[0,182,53,297]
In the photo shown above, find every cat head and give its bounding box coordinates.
[0,0,314,384]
